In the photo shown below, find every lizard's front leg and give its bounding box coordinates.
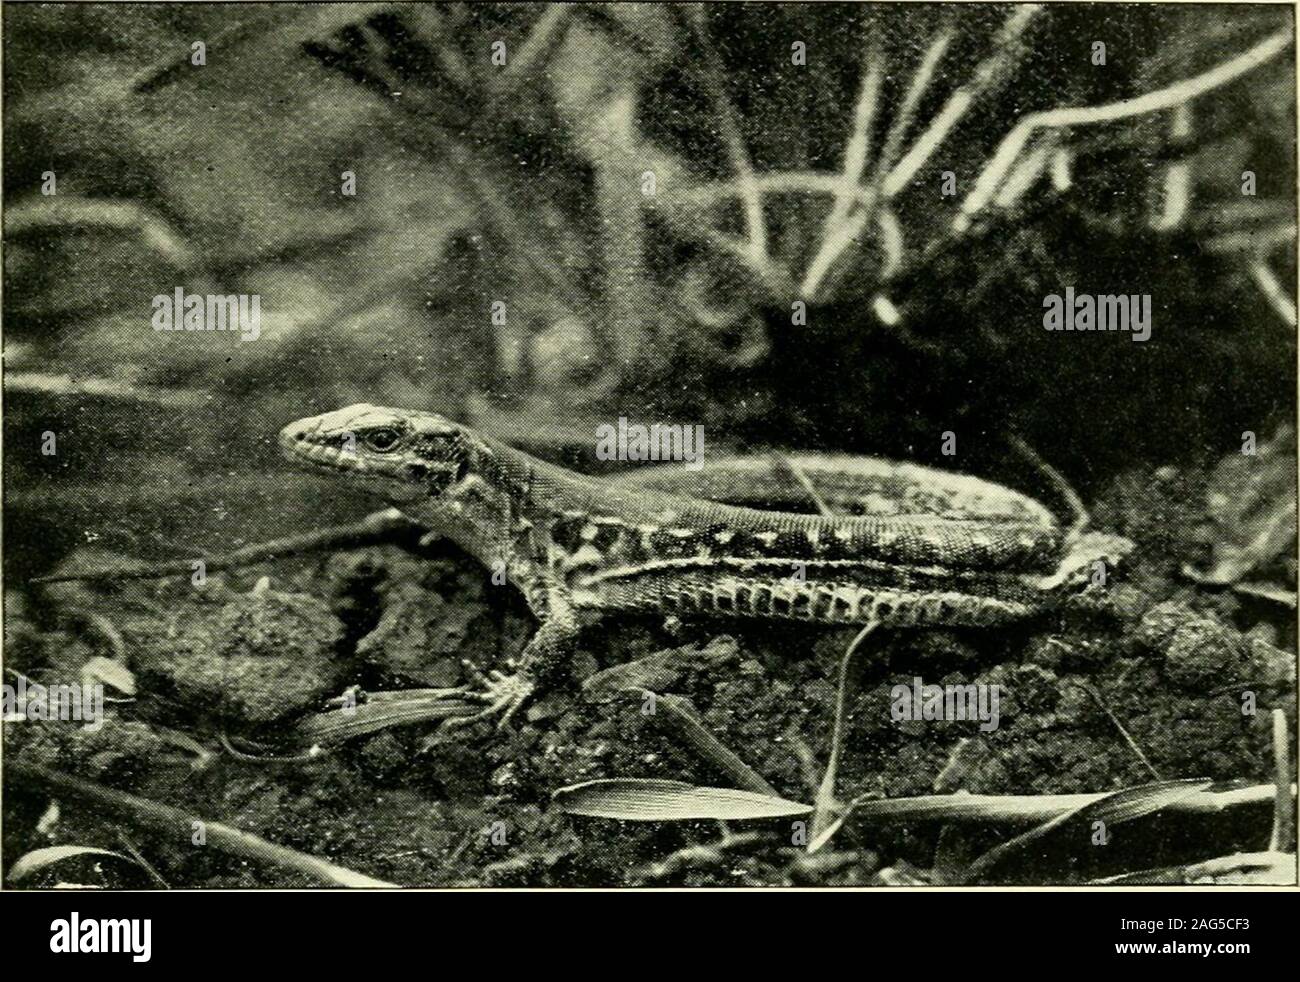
[440,521,580,731]
[440,581,579,731]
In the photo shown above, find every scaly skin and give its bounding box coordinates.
[279,404,1130,727]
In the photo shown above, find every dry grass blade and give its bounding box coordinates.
[843,784,1284,824]
[808,781,1279,857]
[5,372,208,409]
[294,690,480,745]
[1250,259,1299,328]
[488,5,571,95]
[6,197,197,268]
[1231,582,1298,607]
[684,4,768,262]
[553,778,812,821]
[1095,851,1297,885]
[801,39,884,296]
[956,779,1211,884]
[768,453,834,517]
[1178,851,1297,885]
[642,692,780,796]
[875,28,954,181]
[808,621,879,849]
[884,5,1043,198]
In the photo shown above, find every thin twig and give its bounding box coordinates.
[12,762,398,888]
[114,829,170,889]
[802,40,884,296]
[957,28,1293,230]
[685,5,768,262]
[1070,680,1162,781]
[884,5,1043,199]
[1006,433,1089,539]
[1249,258,1298,328]
[1269,708,1294,853]
[645,691,779,797]
[33,507,419,584]
[875,28,955,180]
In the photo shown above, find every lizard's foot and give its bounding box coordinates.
[437,670,536,733]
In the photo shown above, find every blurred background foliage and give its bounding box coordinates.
[2,3,1295,575]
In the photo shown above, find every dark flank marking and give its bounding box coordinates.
[811,589,835,620]
[550,516,652,569]
[547,514,591,555]
[649,527,709,559]
[791,590,812,618]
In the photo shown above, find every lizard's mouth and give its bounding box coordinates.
[278,415,430,502]
[279,417,382,476]
[278,417,334,467]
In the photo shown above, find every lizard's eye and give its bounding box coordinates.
[364,428,403,453]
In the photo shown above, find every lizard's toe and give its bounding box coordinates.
[434,672,536,733]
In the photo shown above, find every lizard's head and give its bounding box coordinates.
[279,404,476,503]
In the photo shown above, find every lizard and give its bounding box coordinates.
[279,404,1132,729]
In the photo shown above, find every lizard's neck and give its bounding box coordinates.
[392,432,603,564]
[475,432,607,510]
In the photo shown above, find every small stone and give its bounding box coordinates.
[568,649,599,684]
[135,587,344,724]
[356,585,493,686]
[1134,600,1197,652]
[1164,618,1247,690]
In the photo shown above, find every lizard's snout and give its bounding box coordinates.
[278,414,330,463]
[278,417,315,451]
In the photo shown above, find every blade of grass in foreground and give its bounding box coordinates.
[553,778,813,822]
